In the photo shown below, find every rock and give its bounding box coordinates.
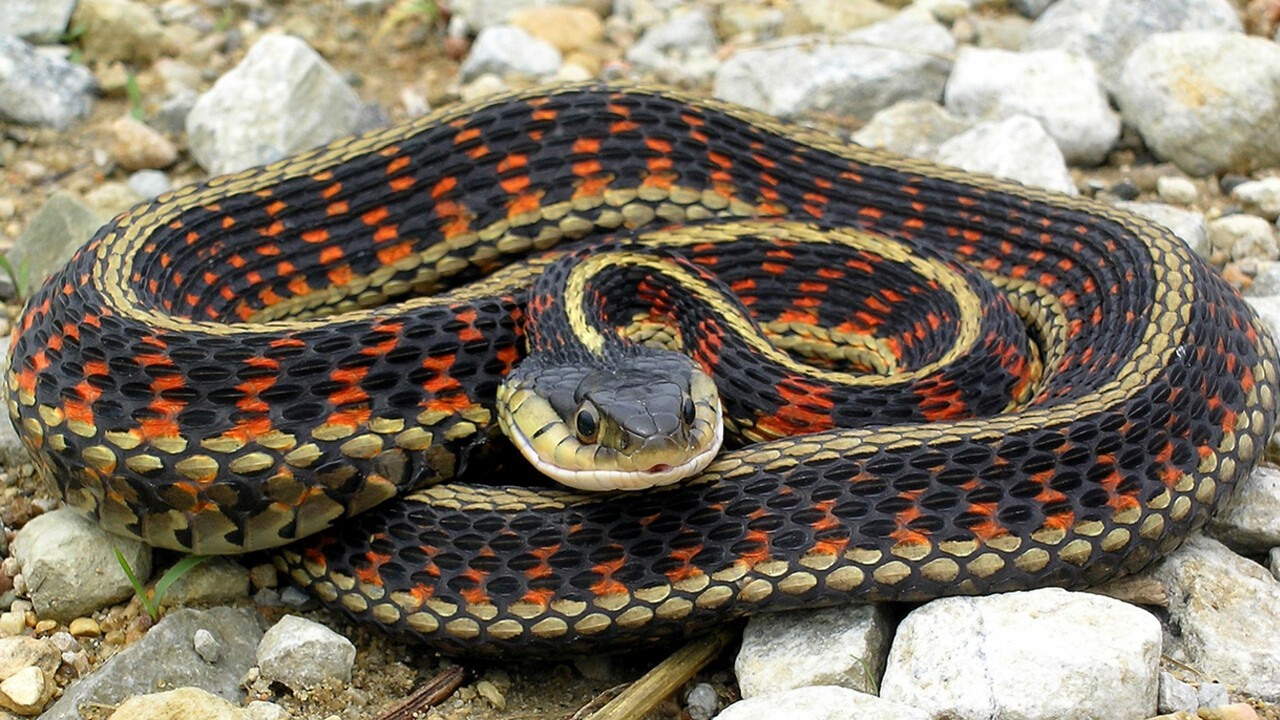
[0,35,96,129]
[716,686,930,720]
[193,629,222,664]
[0,666,51,714]
[717,2,785,41]
[625,9,720,85]
[107,687,245,720]
[244,700,290,720]
[1115,32,1280,176]
[880,588,1161,720]
[256,615,355,691]
[1158,671,1198,714]
[0,637,59,716]
[686,682,717,720]
[451,0,601,30]
[67,618,100,638]
[1208,214,1278,263]
[778,0,895,35]
[1113,201,1210,259]
[1272,547,1280,581]
[714,12,955,121]
[1148,534,1280,700]
[943,47,1119,165]
[7,190,103,285]
[1231,178,1280,221]
[1155,176,1198,205]
[187,34,365,176]
[1247,296,1280,352]
[970,14,1033,50]
[43,607,265,719]
[508,5,603,53]
[110,116,178,171]
[1243,260,1280,297]
[158,558,251,610]
[0,0,77,43]
[851,100,973,160]
[475,679,505,709]
[1024,0,1242,91]
[935,115,1078,195]
[1198,682,1230,708]
[735,605,891,697]
[1208,464,1280,553]
[127,170,172,199]
[71,0,166,65]
[83,181,143,218]
[1201,704,1264,720]
[10,508,151,623]
[1012,0,1057,18]
[458,24,562,82]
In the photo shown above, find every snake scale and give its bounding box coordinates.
[6,84,1278,655]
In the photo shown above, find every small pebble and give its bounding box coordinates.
[68,617,101,638]
[48,632,79,653]
[1156,176,1198,205]
[0,665,49,714]
[279,586,315,610]
[1109,179,1140,200]
[127,170,172,199]
[252,588,282,607]
[193,627,222,663]
[0,611,27,636]
[1199,682,1230,708]
[475,679,505,710]
[1220,174,1252,195]
[1269,547,1280,581]
[248,564,278,590]
[686,682,718,720]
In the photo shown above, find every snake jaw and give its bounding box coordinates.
[497,359,725,491]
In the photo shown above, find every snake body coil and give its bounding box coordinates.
[6,85,1277,655]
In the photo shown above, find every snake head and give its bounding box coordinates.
[496,350,723,491]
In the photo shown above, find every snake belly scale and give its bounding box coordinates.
[6,84,1277,655]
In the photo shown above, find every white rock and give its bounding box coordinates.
[1198,682,1230,709]
[0,35,97,130]
[459,24,562,82]
[715,686,929,720]
[256,615,355,691]
[127,170,171,199]
[735,604,891,697]
[187,35,365,175]
[1246,296,1280,351]
[245,700,291,720]
[10,509,151,623]
[1158,671,1198,714]
[1024,0,1242,91]
[0,0,78,42]
[880,588,1161,720]
[851,100,974,160]
[1231,178,1280,221]
[1269,547,1280,582]
[1148,534,1280,700]
[625,8,720,84]
[1208,214,1279,263]
[1208,465,1280,553]
[1155,176,1197,205]
[0,665,49,714]
[1113,201,1210,259]
[714,12,955,120]
[935,115,1078,195]
[1247,260,1280,297]
[106,687,244,720]
[1116,31,1280,176]
[944,47,1119,165]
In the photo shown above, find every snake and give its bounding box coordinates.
[5,83,1277,656]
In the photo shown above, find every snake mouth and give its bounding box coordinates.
[646,463,672,473]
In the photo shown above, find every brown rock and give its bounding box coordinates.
[72,0,166,65]
[508,6,604,54]
[110,116,177,171]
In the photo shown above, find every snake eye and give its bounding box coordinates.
[681,396,696,425]
[574,403,600,443]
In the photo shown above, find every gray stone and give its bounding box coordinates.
[1231,178,1280,221]
[458,24,562,82]
[944,47,1119,165]
[1024,0,1242,91]
[9,192,105,291]
[0,0,77,43]
[43,607,266,719]
[159,558,251,610]
[713,12,955,121]
[1148,534,1280,701]
[1116,31,1280,176]
[1198,682,1230,709]
[1208,464,1280,556]
[10,509,151,623]
[686,682,717,720]
[1208,214,1278,263]
[187,34,365,175]
[1012,0,1057,17]
[1158,671,1198,714]
[0,35,96,129]
[1113,201,1211,259]
[1269,547,1280,582]
[128,170,173,200]
[193,628,222,664]
[851,100,974,160]
[1245,260,1280,297]
[256,615,355,691]
[935,115,1078,195]
[625,8,720,84]
[735,604,891,697]
[1246,296,1280,353]
[880,588,1161,720]
[1155,176,1198,206]
[716,686,929,720]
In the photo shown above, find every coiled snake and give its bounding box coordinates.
[6,84,1277,655]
